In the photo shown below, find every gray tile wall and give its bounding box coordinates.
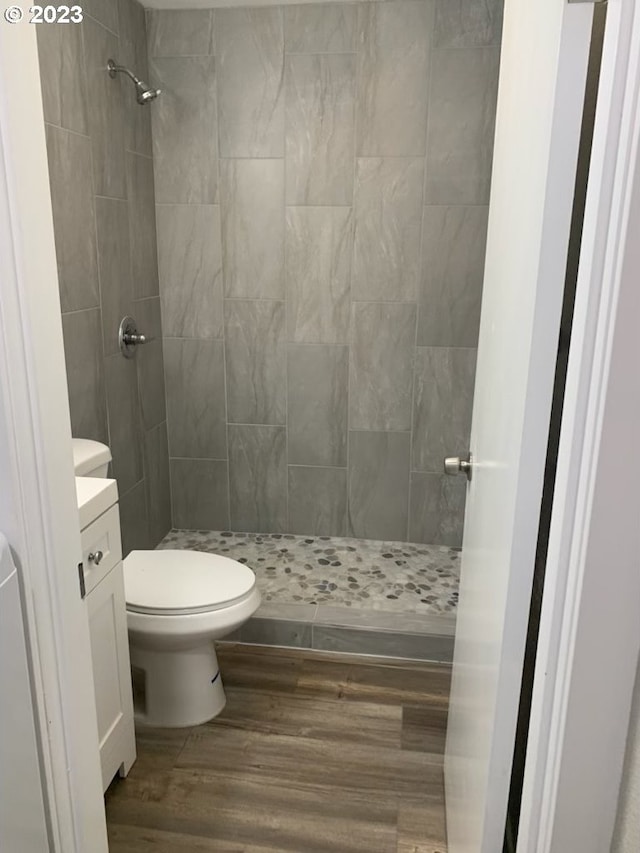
[37,0,171,554]
[148,0,502,546]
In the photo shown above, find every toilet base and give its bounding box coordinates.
[130,641,226,728]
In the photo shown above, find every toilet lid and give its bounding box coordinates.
[124,549,257,615]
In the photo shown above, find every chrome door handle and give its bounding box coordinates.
[444,452,473,481]
[88,550,104,565]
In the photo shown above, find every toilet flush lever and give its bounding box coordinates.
[119,315,153,359]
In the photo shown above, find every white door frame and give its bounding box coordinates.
[0,3,638,852]
[0,21,108,853]
[518,0,640,850]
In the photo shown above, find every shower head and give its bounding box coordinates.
[107,59,161,105]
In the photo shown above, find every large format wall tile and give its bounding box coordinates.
[214,8,284,158]
[61,309,108,443]
[83,16,126,199]
[352,158,424,302]
[284,3,356,54]
[45,125,99,313]
[150,56,217,204]
[95,197,133,357]
[350,302,416,431]
[147,9,214,57]
[119,0,153,157]
[41,0,500,546]
[224,300,286,426]
[157,204,223,339]
[287,344,348,467]
[348,430,410,540]
[144,421,171,545]
[104,353,144,495]
[288,466,347,536]
[135,297,166,430]
[356,1,432,156]
[119,480,150,556]
[164,338,227,459]
[409,471,466,547]
[285,54,355,206]
[425,47,500,205]
[419,205,489,347]
[37,24,88,134]
[83,0,119,34]
[286,206,351,344]
[412,346,476,472]
[220,159,284,299]
[41,0,171,550]
[171,459,230,530]
[228,425,287,533]
[434,0,503,48]
[126,152,159,299]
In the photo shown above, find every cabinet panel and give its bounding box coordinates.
[87,563,135,791]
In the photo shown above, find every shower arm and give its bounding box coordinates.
[107,60,140,84]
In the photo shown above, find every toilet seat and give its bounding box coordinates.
[124,549,257,616]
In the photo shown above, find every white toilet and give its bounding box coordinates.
[72,438,261,728]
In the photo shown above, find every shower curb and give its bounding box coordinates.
[220,604,455,663]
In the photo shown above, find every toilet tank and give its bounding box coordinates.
[72,438,112,478]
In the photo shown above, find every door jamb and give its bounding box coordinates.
[518,0,640,849]
[0,20,109,853]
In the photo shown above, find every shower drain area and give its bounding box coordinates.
[157,530,459,661]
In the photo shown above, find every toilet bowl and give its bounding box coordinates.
[72,438,261,728]
[125,549,261,727]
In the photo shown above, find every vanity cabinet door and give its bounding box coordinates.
[86,562,136,792]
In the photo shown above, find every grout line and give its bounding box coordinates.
[60,305,101,318]
[226,422,286,429]
[148,53,214,60]
[350,298,419,305]
[407,40,431,540]
[170,456,229,463]
[288,463,348,471]
[217,156,285,161]
[214,64,233,533]
[285,50,357,57]
[43,120,92,143]
[223,295,285,303]
[84,11,120,40]
[123,148,153,161]
[283,74,291,534]
[155,202,221,208]
[345,32,359,541]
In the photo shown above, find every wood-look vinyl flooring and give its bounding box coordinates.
[105,644,451,853]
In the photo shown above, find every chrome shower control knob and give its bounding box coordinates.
[122,332,148,345]
[444,453,473,481]
[118,316,152,358]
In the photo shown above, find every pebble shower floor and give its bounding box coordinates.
[158,530,460,615]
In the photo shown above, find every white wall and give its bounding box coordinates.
[612,655,640,852]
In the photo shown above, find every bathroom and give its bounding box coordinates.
[1,0,628,851]
[36,0,496,842]
[40,0,497,662]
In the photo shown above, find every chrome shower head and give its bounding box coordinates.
[107,59,161,106]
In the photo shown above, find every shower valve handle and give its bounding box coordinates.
[122,331,148,346]
[119,316,153,358]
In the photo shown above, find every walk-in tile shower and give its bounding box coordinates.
[38,0,502,658]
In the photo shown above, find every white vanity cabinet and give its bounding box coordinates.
[77,479,135,792]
